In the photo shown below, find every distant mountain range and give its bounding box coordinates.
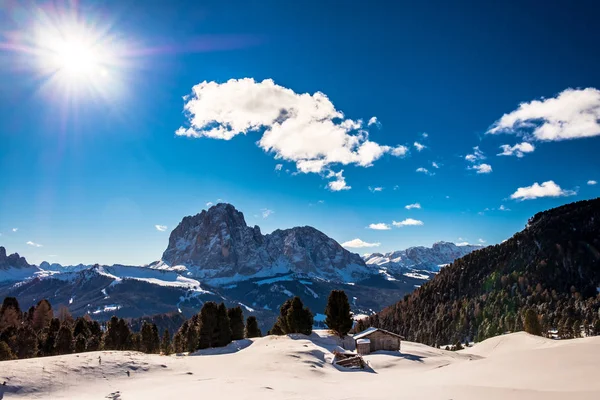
[365,197,600,345]
[0,203,479,330]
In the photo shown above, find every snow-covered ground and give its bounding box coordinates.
[1,331,599,399]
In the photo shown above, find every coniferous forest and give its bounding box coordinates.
[0,297,263,361]
[362,198,600,346]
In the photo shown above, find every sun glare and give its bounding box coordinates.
[2,4,133,102]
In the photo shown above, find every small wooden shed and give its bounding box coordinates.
[356,338,371,355]
[353,327,403,353]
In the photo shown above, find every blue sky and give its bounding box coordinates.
[1,0,599,265]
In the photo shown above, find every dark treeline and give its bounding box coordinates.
[0,297,263,361]
[362,198,600,346]
[1,289,357,361]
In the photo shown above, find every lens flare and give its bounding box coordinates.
[1,3,134,103]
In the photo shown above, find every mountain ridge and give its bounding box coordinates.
[365,197,600,344]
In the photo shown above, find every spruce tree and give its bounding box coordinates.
[16,326,38,358]
[186,324,199,353]
[523,309,542,336]
[161,329,172,355]
[324,290,353,337]
[55,325,74,355]
[0,340,15,361]
[140,321,155,353]
[274,297,313,335]
[216,303,232,347]
[151,323,160,353]
[103,316,120,350]
[245,316,262,338]
[227,306,245,341]
[198,302,218,349]
[75,334,87,353]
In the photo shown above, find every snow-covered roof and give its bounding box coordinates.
[353,327,378,339]
[353,327,403,340]
[356,339,370,344]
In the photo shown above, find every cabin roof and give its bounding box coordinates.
[353,327,404,340]
[356,338,370,344]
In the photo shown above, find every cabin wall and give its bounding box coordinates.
[366,331,401,352]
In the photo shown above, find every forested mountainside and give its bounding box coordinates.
[365,198,600,346]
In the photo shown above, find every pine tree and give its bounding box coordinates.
[140,321,155,353]
[186,324,199,353]
[227,306,245,340]
[0,297,21,316]
[274,297,313,335]
[75,334,87,353]
[216,303,232,347]
[245,316,262,338]
[0,340,16,361]
[16,326,38,359]
[523,309,542,336]
[55,325,74,355]
[151,323,160,353]
[198,302,218,349]
[324,290,353,337]
[103,316,120,350]
[161,329,172,355]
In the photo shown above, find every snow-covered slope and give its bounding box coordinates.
[158,203,371,285]
[2,331,599,400]
[0,246,43,282]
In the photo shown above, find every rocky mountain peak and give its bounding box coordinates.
[0,246,31,270]
[160,203,370,285]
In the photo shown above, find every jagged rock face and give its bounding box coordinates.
[0,246,31,270]
[161,203,369,284]
[364,241,482,272]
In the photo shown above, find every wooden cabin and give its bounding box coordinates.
[353,327,403,354]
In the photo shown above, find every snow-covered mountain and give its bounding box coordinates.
[0,205,481,331]
[156,203,370,285]
[364,241,482,274]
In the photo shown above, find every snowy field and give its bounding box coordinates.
[1,331,599,399]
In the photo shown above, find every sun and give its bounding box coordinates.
[1,4,133,102]
[51,37,104,79]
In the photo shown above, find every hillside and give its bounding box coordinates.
[1,331,599,399]
[366,198,600,345]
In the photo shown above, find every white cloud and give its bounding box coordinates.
[478,238,486,243]
[510,180,577,201]
[368,223,391,230]
[367,116,380,127]
[405,203,421,210]
[327,170,351,191]
[465,146,486,162]
[390,145,409,157]
[431,161,440,169]
[468,163,493,174]
[12,228,18,232]
[341,238,381,248]
[393,218,424,227]
[421,132,429,138]
[393,185,399,190]
[318,200,324,204]
[498,142,535,157]
[176,78,407,189]
[488,88,600,141]
[206,202,214,207]
[155,225,168,232]
[416,167,434,176]
[261,208,274,218]
[274,164,283,171]
[26,241,42,247]
[588,180,597,185]
[499,205,511,211]
[414,142,426,151]
[456,242,470,246]
[368,186,383,193]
